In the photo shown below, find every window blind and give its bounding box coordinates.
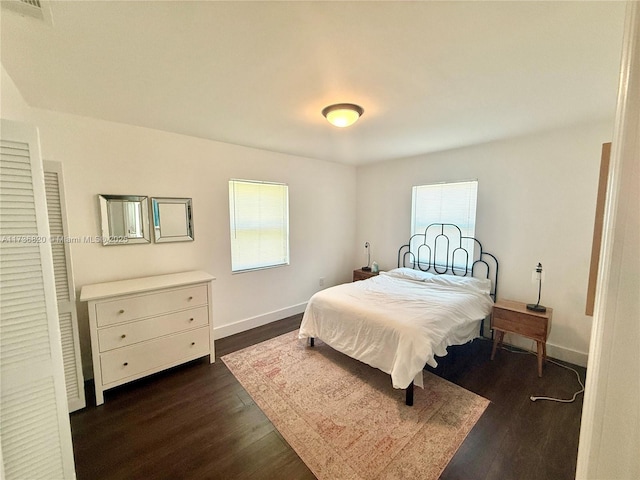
[229,179,289,272]
[411,180,478,269]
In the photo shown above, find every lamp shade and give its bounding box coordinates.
[321,103,364,128]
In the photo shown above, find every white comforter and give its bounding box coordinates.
[299,271,493,389]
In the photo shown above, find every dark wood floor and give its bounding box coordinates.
[70,314,585,480]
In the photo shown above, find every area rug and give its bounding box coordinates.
[222,330,489,480]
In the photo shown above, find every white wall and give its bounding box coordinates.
[1,65,32,121]
[2,65,357,377]
[356,120,613,366]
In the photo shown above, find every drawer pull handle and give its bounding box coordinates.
[123,362,128,366]
[189,318,194,322]
[118,309,125,314]
[121,334,126,339]
[188,296,193,301]
[191,342,196,346]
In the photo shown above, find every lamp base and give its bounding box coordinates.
[526,303,547,313]
[361,266,371,271]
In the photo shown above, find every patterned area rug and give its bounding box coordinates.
[222,330,489,480]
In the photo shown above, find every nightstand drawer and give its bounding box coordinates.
[493,307,547,340]
[353,269,378,282]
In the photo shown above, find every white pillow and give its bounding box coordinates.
[422,273,492,294]
[383,268,436,282]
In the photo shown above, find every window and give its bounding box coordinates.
[411,180,478,269]
[229,179,289,272]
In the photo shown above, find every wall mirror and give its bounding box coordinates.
[98,194,150,245]
[151,197,194,243]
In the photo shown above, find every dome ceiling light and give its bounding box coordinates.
[321,103,364,128]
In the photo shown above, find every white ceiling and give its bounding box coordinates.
[0,1,626,165]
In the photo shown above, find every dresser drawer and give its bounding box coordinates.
[97,306,209,352]
[95,285,208,327]
[100,326,210,385]
[493,307,547,340]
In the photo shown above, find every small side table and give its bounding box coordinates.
[353,268,379,282]
[491,299,553,377]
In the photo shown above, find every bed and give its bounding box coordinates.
[299,223,498,405]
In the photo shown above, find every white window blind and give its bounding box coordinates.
[411,180,478,269]
[229,179,289,272]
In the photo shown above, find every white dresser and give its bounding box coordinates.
[80,270,215,405]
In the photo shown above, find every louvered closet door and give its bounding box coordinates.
[44,160,86,412]
[0,119,76,479]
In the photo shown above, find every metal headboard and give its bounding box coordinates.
[397,223,499,301]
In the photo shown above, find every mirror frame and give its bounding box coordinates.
[98,194,150,245]
[151,197,194,243]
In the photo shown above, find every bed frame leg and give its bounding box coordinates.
[405,381,414,406]
[310,337,314,347]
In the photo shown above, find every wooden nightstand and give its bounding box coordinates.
[353,268,379,282]
[491,299,553,377]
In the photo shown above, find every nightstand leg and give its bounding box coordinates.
[491,331,504,360]
[537,341,544,377]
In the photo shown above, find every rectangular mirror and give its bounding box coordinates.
[151,197,194,243]
[98,194,150,245]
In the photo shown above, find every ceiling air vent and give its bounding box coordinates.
[2,0,53,25]
[21,0,42,8]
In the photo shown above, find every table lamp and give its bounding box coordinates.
[526,262,547,312]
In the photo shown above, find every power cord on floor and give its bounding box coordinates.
[501,343,585,403]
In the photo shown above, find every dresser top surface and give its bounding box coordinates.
[80,270,215,301]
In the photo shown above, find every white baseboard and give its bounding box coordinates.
[498,333,588,367]
[214,303,307,340]
[546,342,588,368]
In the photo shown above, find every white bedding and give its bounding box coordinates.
[298,270,494,389]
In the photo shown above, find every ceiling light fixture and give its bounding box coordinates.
[321,103,364,128]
